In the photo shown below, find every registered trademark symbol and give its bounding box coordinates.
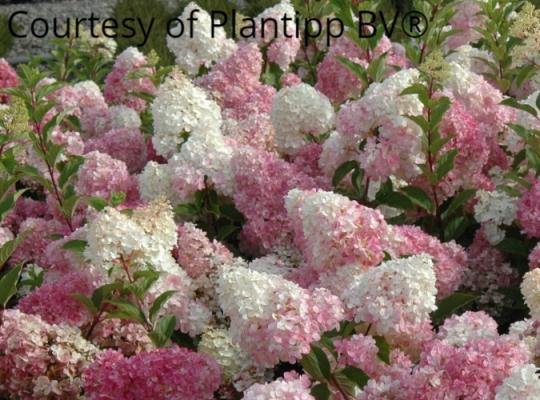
[402,11,428,38]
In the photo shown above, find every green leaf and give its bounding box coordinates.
[374,336,390,364]
[149,315,177,347]
[0,231,29,268]
[110,192,126,207]
[85,196,108,211]
[0,189,28,222]
[333,161,358,187]
[336,56,368,85]
[217,224,239,241]
[500,98,537,117]
[0,264,23,307]
[174,203,199,218]
[301,350,325,382]
[537,92,540,112]
[333,370,359,396]
[311,383,331,400]
[106,299,147,324]
[405,115,429,133]
[341,366,369,389]
[380,191,414,210]
[435,149,458,181]
[431,292,479,325]
[91,282,123,309]
[429,97,451,130]
[496,237,530,257]
[401,186,434,213]
[443,216,471,242]
[72,293,98,314]
[62,240,87,254]
[442,189,477,221]
[429,134,454,156]
[367,53,388,82]
[526,148,540,173]
[130,270,160,299]
[58,156,84,188]
[401,84,430,106]
[149,290,176,323]
[312,346,332,380]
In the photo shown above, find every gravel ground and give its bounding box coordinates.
[0,0,182,63]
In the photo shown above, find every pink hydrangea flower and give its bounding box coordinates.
[0,309,97,400]
[174,222,233,279]
[10,218,68,265]
[218,265,344,366]
[75,150,135,200]
[232,147,320,254]
[285,189,390,271]
[243,372,314,400]
[17,272,95,327]
[392,225,467,298]
[281,72,302,87]
[197,43,276,122]
[316,36,409,104]
[447,0,486,49]
[405,336,530,399]
[0,58,18,103]
[530,243,540,270]
[103,47,156,112]
[463,228,518,294]
[517,177,540,238]
[85,128,148,173]
[83,346,221,400]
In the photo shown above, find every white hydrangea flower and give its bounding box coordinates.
[474,189,517,245]
[218,265,294,321]
[137,161,177,203]
[84,206,148,267]
[249,255,295,277]
[362,68,423,123]
[522,269,540,320]
[84,199,179,275]
[147,270,212,336]
[131,197,178,257]
[167,2,237,76]
[198,327,252,382]
[73,80,105,104]
[436,312,499,346]
[343,255,437,335]
[318,131,359,178]
[516,91,540,131]
[271,83,335,155]
[108,105,142,129]
[445,44,493,75]
[0,226,14,247]
[170,130,236,197]
[252,1,297,44]
[495,364,540,400]
[116,46,146,67]
[474,190,517,226]
[151,71,223,159]
[508,319,538,357]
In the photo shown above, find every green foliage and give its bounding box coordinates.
[174,184,245,252]
[431,292,480,326]
[0,264,23,308]
[113,0,177,66]
[74,269,178,347]
[0,14,14,58]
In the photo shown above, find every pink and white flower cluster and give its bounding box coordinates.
[1,0,540,399]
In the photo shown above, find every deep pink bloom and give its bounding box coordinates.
[83,346,221,400]
[0,58,18,103]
